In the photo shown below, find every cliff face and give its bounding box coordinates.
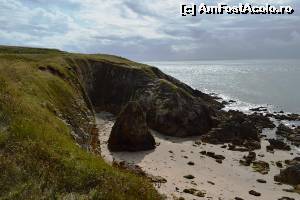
[68,57,221,137]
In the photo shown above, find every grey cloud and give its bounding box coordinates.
[0,0,299,61]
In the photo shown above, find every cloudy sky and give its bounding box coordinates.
[0,0,299,61]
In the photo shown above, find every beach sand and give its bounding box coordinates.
[96,112,300,200]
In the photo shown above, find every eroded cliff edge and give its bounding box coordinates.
[67,56,223,138]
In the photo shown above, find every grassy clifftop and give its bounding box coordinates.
[0,46,162,199]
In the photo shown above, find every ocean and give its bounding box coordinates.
[146,59,300,114]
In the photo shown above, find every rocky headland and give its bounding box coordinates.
[1,45,300,199]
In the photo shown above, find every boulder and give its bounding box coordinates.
[274,164,300,185]
[244,140,261,150]
[276,161,283,168]
[268,139,291,151]
[245,152,256,163]
[183,175,195,179]
[276,124,300,146]
[277,124,293,136]
[108,102,155,151]
[252,161,270,174]
[239,152,256,166]
[249,190,261,196]
[257,179,267,183]
[183,188,206,197]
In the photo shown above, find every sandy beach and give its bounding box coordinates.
[96,112,300,200]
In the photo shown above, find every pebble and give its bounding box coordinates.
[249,190,261,196]
[183,175,195,179]
[187,161,195,166]
[257,179,267,183]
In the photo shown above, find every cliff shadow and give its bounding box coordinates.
[151,130,202,144]
[109,149,155,164]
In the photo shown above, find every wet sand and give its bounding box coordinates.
[96,112,300,200]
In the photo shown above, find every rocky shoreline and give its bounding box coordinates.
[96,111,300,200]
[81,57,300,199]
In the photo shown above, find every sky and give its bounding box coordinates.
[0,0,299,61]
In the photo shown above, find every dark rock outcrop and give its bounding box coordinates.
[201,111,260,146]
[268,113,300,121]
[277,124,293,136]
[201,110,276,148]
[275,157,300,185]
[267,139,291,151]
[274,164,300,185]
[108,102,155,151]
[276,124,300,146]
[137,79,215,137]
[247,112,276,130]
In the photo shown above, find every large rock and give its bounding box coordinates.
[108,101,155,151]
[137,79,215,137]
[274,164,300,185]
[267,139,291,151]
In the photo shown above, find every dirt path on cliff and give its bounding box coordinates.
[96,112,300,200]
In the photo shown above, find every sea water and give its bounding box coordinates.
[146,59,300,114]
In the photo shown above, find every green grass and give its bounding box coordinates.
[0,45,64,54]
[0,47,163,200]
[80,54,158,78]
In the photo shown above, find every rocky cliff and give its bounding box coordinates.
[0,45,275,199]
[66,56,222,137]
